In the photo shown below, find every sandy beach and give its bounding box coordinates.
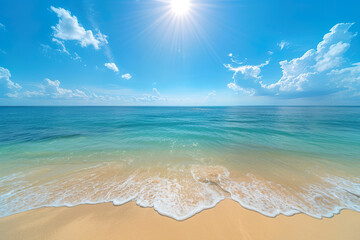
[0,199,359,240]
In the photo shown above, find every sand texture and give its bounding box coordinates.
[0,199,359,240]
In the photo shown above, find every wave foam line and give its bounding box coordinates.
[0,165,359,220]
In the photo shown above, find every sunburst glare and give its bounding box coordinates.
[170,0,191,16]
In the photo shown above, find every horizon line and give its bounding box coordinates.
[1,105,360,107]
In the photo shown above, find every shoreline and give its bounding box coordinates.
[1,199,359,240]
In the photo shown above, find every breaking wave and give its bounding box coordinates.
[0,163,359,220]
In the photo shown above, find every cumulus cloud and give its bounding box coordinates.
[226,23,360,99]
[225,61,269,79]
[0,67,22,97]
[18,78,88,99]
[42,78,88,98]
[328,62,360,92]
[121,73,132,80]
[225,60,269,95]
[264,23,357,93]
[278,40,289,50]
[104,62,119,72]
[0,67,21,90]
[227,82,256,95]
[50,6,107,50]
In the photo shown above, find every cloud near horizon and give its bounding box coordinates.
[204,90,216,101]
[0,67,22,97]
[19,78,88,99]
[134,88,166,103]
[1,74,168,104]
[226,23,360,99]
[224,60,269,95]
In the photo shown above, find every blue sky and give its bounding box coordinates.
[0,0,360,105]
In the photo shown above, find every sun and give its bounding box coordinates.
[170,0,191,16]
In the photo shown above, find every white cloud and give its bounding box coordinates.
[17,78,88,99]
[41,78,88,98]
[228,53,233,57]
[22,90,46,98]
[278,40,289,50]
[266,49,317,91]
[6,92,19,98]
[268,51,274,55]
[0,67,22,94]
[315,40,350,72]
[225,61,269,80]
[1,75,165,104]
[121,73,132,80]
[52,38,69,55]
[265,23,357,92]
[5,77,127,103]
[227,82,255,95]
[225,60,269,95]
[50,6,107,50]
[44,78,72,96]
[104,62,119,72]
[0,23,5,31]
[328,62,360,91]
[135,88,166,102]
[95,31,108,45]
[225,23,360,99]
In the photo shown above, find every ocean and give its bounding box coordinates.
[0,106,359,220]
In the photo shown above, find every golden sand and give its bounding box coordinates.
[0,199,359,240]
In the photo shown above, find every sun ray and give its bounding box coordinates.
[170,0,191,16]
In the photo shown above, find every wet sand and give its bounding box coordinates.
[0,199,359,240]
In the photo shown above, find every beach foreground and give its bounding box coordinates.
[0,199,359,240]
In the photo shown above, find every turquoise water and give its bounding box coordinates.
[0,106,359,220]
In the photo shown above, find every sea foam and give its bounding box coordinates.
[0,163,359,220]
